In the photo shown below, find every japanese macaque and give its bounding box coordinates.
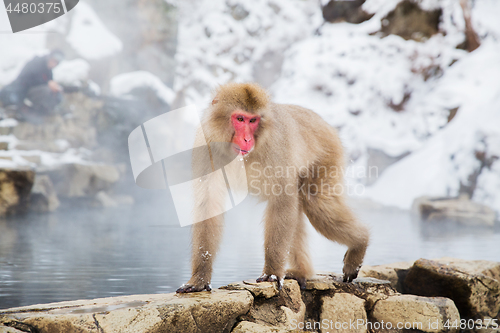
[176,83,369,293]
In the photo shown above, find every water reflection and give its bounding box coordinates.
[0,196,499,310]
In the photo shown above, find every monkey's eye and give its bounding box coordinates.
[249,118,257,123]
[237,117,244,122]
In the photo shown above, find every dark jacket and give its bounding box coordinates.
[10,55,53,95]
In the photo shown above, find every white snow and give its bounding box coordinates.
[0,119,18,128]
[174,0,500,213]
[110,71,176,105]
[175,0,322,105]
[363,41,500,212]
[53,58,90,86]
[88,80,101,96]
[66,2,123,60]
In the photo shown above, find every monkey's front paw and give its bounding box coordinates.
[176,283,212,293]
[342,265,361,283]
[256,274,284,290]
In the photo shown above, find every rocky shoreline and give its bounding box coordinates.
[1,258,498,333]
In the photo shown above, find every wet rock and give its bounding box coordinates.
[232,321,288,333]
[47,163,120,198]
[299,273,395,332]
[412,196,496,227]
[0,291,253,333]
[6,265,496,333]
[29,175,60,212]
[238,280,306,329]
[222,280,280,299]
[435,257,500,283]
[322,0,373,24]
[305,272,396,299]
[404,258,500,320]
[359,260,414,292]
[372,294,460,333]
[380,0,442,42]
[320,293,367,333]
[0,168,34,216]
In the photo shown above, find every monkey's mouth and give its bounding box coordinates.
[232,144,252,155]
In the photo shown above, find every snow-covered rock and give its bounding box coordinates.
[110,71,176,105]
[53,58,91,87]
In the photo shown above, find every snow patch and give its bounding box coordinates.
[53,58,90,86]
[66,2,123,60]
[110,71,176,105]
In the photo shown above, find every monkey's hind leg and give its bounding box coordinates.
[285,212,314,289]
[256,194,300,290]
[303,195,369,283]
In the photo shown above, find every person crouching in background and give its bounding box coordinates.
[0,49,64,120]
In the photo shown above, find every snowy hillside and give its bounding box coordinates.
[0,0,499,213]
[174,0,500,213]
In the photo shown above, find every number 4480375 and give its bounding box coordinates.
[5,2,61,14]
[444,319,499,330]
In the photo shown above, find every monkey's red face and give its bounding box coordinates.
[231,110,261,155]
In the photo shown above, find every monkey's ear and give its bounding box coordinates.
[212,97,218,105]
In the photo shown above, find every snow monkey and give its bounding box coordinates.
[176,83,369,293]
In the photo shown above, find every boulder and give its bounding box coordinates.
[404,258,500,320]
[412,196,497,227]
[372,294,460,333]
[0,168,34,215]
[299,273,395,332]
[322,0,373,24]
[434,257,500,282]
[29,175,60,212]
[236,280,306,329]
[320,293,367,333]
[359,261,414,292]
[380,0,442,42]
[0,291,253,333]
[224,275,394,332]
[305,272,396,302]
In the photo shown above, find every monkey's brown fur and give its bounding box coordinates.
[177,82,370,293]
